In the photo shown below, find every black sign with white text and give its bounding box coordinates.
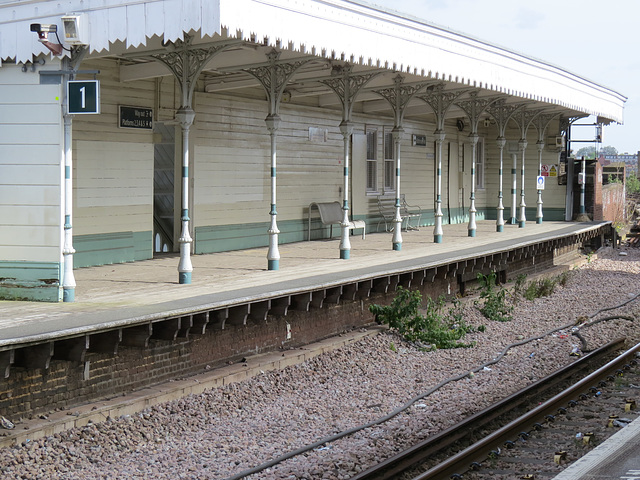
[119,106,153,129]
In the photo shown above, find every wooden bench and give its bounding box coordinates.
[377,194,422,232]
[308,201,366,240]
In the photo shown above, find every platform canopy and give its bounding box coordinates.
[0,0,626,123]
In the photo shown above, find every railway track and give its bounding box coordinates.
[352,339,640,480]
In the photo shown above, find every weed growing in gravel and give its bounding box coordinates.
[517,271,574,301]
[369,287,476,350]
[475,271,513,322]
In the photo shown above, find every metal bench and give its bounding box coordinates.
[308,201,366,240]
[376,194,422,232]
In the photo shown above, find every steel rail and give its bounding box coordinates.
[352,338,627,480]
[413,340,640,480]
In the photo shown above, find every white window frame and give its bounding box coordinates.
[383,128,395,192]
[366,127,378,193]
[475,138,485,189]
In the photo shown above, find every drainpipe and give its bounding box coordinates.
[62,78,75,302]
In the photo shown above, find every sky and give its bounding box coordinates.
[368,0,640,155]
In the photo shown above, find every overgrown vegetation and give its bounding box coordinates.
[626,174,640,194]
[369,287,476,350]
[371,269,575,351]
[475,272,513,322]
[512,271,573,301]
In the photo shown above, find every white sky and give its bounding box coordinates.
[368,0,639,154]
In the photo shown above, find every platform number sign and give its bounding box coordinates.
[67,80,100,114]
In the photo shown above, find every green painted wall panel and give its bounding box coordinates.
[133,231,153,261]
[482,207,564,222]
[0,261,61,302]
[74,231,152,268]
[194,208,485,254]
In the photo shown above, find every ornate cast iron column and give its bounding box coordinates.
[510,108,541,229]
[536,140,545,223]
[244,50,311,270]
[486,101,521,233]
[532,113,560,224]
[375,75,430,250]
[152,36,233,283]
[454,92,494,237]
[511,151,518,224]
[321,65,378,259]
[495,137,507,232]
[339,120,354,258]
[418,85,464,243]
[518,138,528,228]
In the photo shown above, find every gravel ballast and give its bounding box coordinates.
[1,247,639,480]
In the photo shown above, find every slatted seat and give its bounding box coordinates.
[377,194,422,232]
[308,202,366,240]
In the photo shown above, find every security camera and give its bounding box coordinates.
[31,23,58,38]
[29,23,63,55]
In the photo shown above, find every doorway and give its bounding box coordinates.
[153,122,176,255]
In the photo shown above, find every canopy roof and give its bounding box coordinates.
[0,0,626,122]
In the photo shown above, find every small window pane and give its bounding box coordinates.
[366,130,377,161]
[384,131,393,161]
[384,160,395,190]
[366,160,377,191]
[476,139,484,189]
[366,128,378,192]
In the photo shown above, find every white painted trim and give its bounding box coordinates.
[0,0,625,122]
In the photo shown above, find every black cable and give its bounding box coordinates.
[54,31,73,52]
[223,292,640,480]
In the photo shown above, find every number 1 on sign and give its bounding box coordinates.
[79,86,86,109]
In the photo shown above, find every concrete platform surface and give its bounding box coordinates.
[0,220,604,346]
[552,415,640,480]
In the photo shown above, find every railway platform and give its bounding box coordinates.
[0,219,612,427]
[552,416,640,480]
[0,220,608,345]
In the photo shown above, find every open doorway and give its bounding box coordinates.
[153,122,176,255]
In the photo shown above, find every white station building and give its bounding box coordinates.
[0,0,626,302]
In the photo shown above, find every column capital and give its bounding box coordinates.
[339,120,355,137]
[175,107,195,129]
[265,114,281,133]
[392,126,404,142]
[496,136,507,149]
[434,130,446,143]
[469,132,480,145]
[536,140,545,152]
[518,139,528,151]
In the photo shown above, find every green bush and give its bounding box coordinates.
[369,287,475,350]
[627,174,640,194]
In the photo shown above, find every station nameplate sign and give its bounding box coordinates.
[119,106,153,129]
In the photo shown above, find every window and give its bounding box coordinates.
[383,129,395,191]
[366,128,378,192]
[475,138,485,189]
